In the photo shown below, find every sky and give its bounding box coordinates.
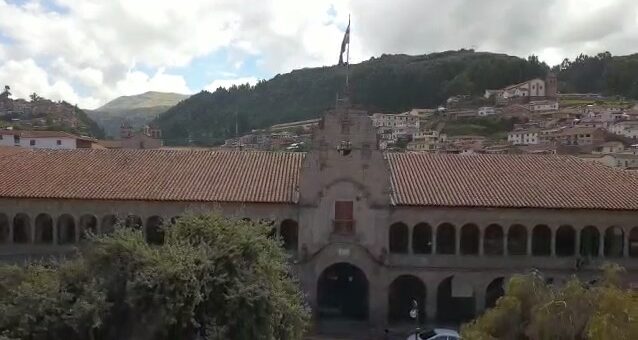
[1,0,637,109]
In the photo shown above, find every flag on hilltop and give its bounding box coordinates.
[338,18,350,66]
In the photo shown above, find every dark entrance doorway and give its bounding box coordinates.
[317,263,368,320]
[388,275,426,324]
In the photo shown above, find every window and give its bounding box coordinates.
[29,140,35,146]
[0,135,3,140]
[56,140,62,145]
[334,201,354,235]
[14,135,19,144]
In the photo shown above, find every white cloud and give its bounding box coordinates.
[205,77,258,91]
[1,0,638,110]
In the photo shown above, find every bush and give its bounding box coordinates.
[0,214,309,340]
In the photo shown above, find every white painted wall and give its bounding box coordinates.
[0,135,77,149]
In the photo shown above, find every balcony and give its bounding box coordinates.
[332,219,355,236]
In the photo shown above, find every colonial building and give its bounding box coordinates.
[0,129,100,149]
[0,103,637,328]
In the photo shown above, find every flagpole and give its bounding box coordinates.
[345,14,350,93]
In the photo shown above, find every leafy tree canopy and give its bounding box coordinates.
[461,264,638,340]
[0,214,309,340]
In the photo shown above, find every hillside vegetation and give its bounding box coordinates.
[88,91,189,137]
[155,50,638,146]
[155,50,548,145]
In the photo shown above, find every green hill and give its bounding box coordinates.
[88,91,189,137]
[155,50,549,146]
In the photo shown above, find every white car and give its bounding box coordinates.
[406,328,460,340]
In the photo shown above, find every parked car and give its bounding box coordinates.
[406,328,460,340]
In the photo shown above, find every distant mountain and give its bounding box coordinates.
[155,50,549,146]
[0,94,104,138]
[88,91,189,137]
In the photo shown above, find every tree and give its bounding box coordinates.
[0,85,9,99]
[461,265,638,340]
[30,92,42,102]
[0,213,309,340]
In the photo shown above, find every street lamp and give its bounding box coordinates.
[409,299,420,338]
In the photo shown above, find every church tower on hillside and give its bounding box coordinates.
[546,72,558,99]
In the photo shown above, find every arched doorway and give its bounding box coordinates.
[280,219,298,252]
[580,226,599,257]
[79,215,98,240]
[13,213,31,244]
[532,225,551,256]
[556,225,575,257]
[436,223,456,255]
[460,224,479,255]
[604,226,624,257]
[57,214,76,244]
[389,222,408,253]
[508,225,527,255]
[437,276,475,324]
[484,224,504,256]
[146,216,165,245]
[412,223,432,254]
[0,213,8,244]
[102,215,118,234]
[485,278,505,309]
[317,263,368,320]
[125,215,143,230]
[34,213,53,244]
[388,275,426,324]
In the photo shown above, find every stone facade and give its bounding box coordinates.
[0,101,637,328]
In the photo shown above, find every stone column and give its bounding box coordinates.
[455,227,461,255]
[526,229,532,256]
[503,232,509,256]
[7,214,13,244]
[432,228,437,254]
[52,215,58,245]
[369,278,388,327]
[574,229,581,257]
[550,228,556,257]
[623,228,629,258]
[475,285,486,315]
[479,228,484,256]
[408,225,413,254]
[598,230,605,257]
[425,281,438,323]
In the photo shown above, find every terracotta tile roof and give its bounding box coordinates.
[386,152,638,210]
[1,148,638,210]
[0,148,303,203]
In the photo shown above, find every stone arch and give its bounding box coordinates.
[412,223,432,254]
[485,277,505,309]
[0,213,8,244]
[508,224,527,255]
[556,225,575,257]
[460,224,479,255]
[580,226,599,257]
[146,216,165,245]
[125,215,143,230]
[436,223,456,255]
[34,213,53,244]
[484,224,504,256]
[388,275,426,324]
[630,227,638,258]
[101,215,118,234]
[79,215,98,240]
[389,222,408,254]
[280,219,298,252]
[437,276,475,323]
[317,262,368,320]
[604,226,624,257]
[13,213,31,244]
[532,225,551,256]
[57,214,76,244]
